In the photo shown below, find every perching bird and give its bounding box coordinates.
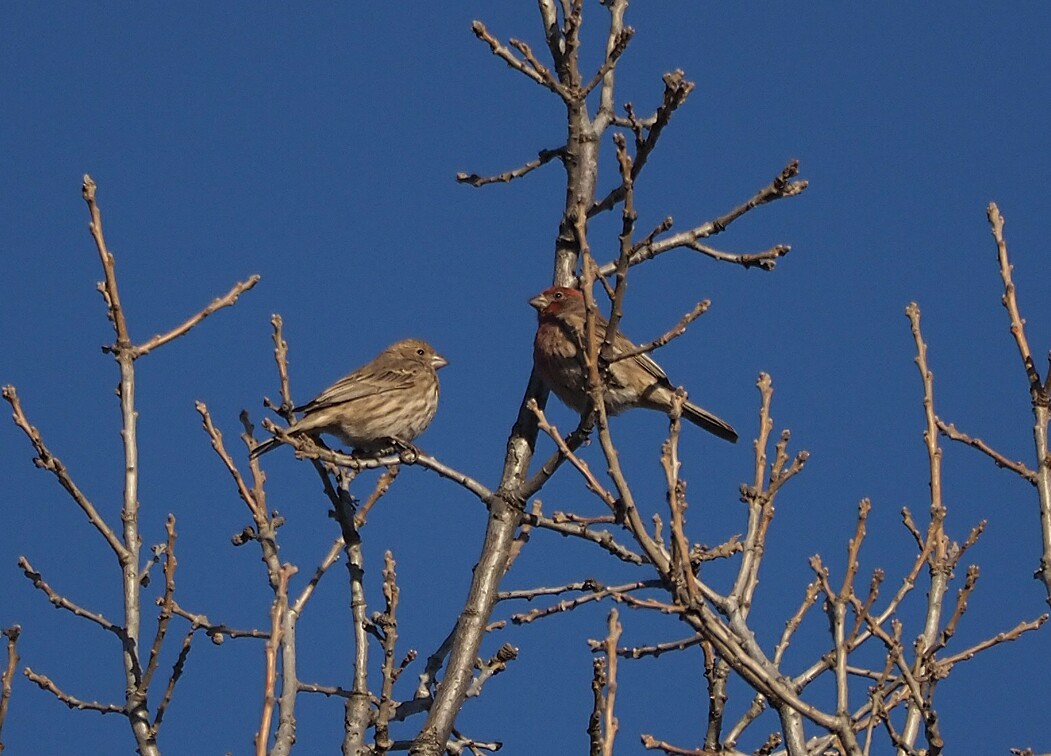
[250,338,448,458]
[530,286,737,443]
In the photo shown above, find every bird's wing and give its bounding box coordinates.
[295,365,419,413]
[631,351,669,382]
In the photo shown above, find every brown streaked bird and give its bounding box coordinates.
[530,286,737,443]
[250,338,448,458]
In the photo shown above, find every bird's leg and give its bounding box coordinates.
[390,437,421,463]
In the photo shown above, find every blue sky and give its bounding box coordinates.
[3,4,1050,753]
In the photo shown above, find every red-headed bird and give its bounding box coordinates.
[530,286,737,442]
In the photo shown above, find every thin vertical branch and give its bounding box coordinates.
[587,610,622,756]
[335,504,372,756]
[900,304,949,753]
[82,176,156,756]
[987,203,1051,601]
[141,517,179,696]
[600,610,621,756]
[374,552,403,754]
[587,656,605,756]
[593,0,630,131]
[272,593,299,756]
[257,564,296,756]
[0,626,19,754]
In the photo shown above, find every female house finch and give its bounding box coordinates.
[530,287,738,443]
[250,338,448,458]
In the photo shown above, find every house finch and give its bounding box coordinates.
[530,286,738,443]
[250,338,448,458]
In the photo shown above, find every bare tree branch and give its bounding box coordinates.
[595,161,806,277]
[457,147,565,187]
[23,668,124,715]
[471,20,567,97]
[987,204,1051,601]
[937,419,1037,483]
[2,386,127,559]
[256,564,296,756]
[0,626,19,753]
[131,276,260,358]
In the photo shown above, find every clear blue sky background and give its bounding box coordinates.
[3,4,1050,754]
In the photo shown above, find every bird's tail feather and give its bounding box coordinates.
[682,402,738,443]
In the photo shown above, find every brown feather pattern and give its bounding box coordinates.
[250,338,447,458]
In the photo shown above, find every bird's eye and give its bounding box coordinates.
[553,291,563,300]
[416,348,425,356]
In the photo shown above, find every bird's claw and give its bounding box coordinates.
[391,437,420,463]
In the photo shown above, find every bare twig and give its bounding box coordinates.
[0,626,20,752]
[614,634,703,660]
[142,516,179,695]
[465,643,518,699]
[987,203,1051,600]
[936,419,1037,483]
[297,682,353,698]
[988,204,1044,395]
[23,668,124,715]
[591,70,696,214]
[512,580,656,625]
[471,20,567,97]
[18,557,120,634]
[529,400,618,509]
[939,613,1047,667]
[605,300,709,365]
[150,628,194,737]
[169,602,270,642]
[595,162,806,277]
[601,132,637,347]
[354,466,401,528]
[131,276,260,358]
[291,537,345,618]
[518,413,595,500]
[522,508,645,564]
[270,314,294,411]
[640,732,726,754]
[457,146,565,187]
[2,386,127,559]
[687,242,791,269]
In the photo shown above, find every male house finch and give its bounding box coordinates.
[530,286,737,443]
[250,338,448,458]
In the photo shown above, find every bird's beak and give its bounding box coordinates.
[528,293,548,311]
[432,354,449,370]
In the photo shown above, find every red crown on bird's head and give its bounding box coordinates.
[529,286,583,316]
